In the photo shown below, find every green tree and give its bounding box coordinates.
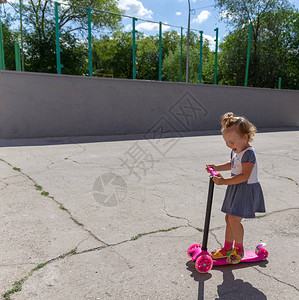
[217,29,249,86]
[163,36,214,84]
[10,0,121,74]
[215,0,298,89]
[111,31,133,78]
[136,35,159,80]
[93,31,133,78]
[161,30,181,59]
[135,30,182,81]
[92,35,117,75]
[1,19,18,71]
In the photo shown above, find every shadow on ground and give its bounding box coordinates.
[186,260,269,300]
[1,127,298,147]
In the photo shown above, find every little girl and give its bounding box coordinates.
[207,112,265,264]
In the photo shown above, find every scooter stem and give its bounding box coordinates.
[201,176,215,251]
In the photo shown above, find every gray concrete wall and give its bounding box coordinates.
[0,70,298,139]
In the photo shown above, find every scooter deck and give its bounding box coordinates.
[213,251,266,266]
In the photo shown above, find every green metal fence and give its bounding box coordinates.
[1,1,220,84]
[0,1,290,89]
[0,14,4,70]
[53,2,219,83]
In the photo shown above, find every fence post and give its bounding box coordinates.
[0,15,4,70]
[244,22,252,87]
[132,17,137,79]
[55,2,63,74]
[19,0,24,71]
[214,28,218,85]
[180,27,183,82]
[198,31,203,84]
[14,42,21,71]
[159,22,162,81]
[278,77,282,89]
[86,8,93,77]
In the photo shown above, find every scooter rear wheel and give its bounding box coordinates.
[259,248,268,259]
[255,243,268,259]
[195,255,213,273]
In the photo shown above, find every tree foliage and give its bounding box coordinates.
[163,32,214,83]
[8,0,121,73]
[215,0,299,89]
[91,30,215,82]
[1,20,17,71]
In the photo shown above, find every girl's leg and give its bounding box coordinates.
[212,215,234,258]
[226,215,244,264]
[227,215,244,244]
[224,214,234,243]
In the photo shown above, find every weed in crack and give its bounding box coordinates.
[71,217,84,226]
[59,248,77,259]
[2,248,77,299]
[131,226,180,241]
[34,185,42,191]
[60,205,67,211]
[3,280,24,300]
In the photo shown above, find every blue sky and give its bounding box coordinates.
[118,0,299,47]
[5,0,299,48]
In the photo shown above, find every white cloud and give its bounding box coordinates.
[126,22,170,33]
[176,12,182,16]
[136,22,170,32]
[192,10,211,24]
[118,0,153,19]
[203,34,216,50]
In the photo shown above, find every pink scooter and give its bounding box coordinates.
[187,167,268,273]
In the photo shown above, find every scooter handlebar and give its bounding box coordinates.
[207,166,220,177]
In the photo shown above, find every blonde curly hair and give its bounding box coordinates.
[221,112,257,142]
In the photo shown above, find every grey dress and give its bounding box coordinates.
[221,147,266,218]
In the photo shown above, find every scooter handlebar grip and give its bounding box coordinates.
[207,166,220,177]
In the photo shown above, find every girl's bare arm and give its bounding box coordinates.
[214,161,231,171]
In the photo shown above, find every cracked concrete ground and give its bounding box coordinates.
[0,130,298,299]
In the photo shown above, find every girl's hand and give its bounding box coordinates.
[206,164,217,172]
[212,173,226,185]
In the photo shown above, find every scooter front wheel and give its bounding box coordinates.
[195,255,213,273]
[187,243,201,258]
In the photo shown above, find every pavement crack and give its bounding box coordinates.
[49,144,87,168]
[0,158,110,247]
[162,202,192,226]
[259,151,299,163]
[278,175,298,186]
[252,266,299,292]
[251,207,299,220]
[0,180,9,191]
[2,246,78,300]
[210,231,222,247]
[2,236,114,300]
[263,167,299,187]
[131,226,182,240]
[152,192,192,226]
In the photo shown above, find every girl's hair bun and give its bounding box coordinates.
[221,112,235,127]
[221,112,257,142]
